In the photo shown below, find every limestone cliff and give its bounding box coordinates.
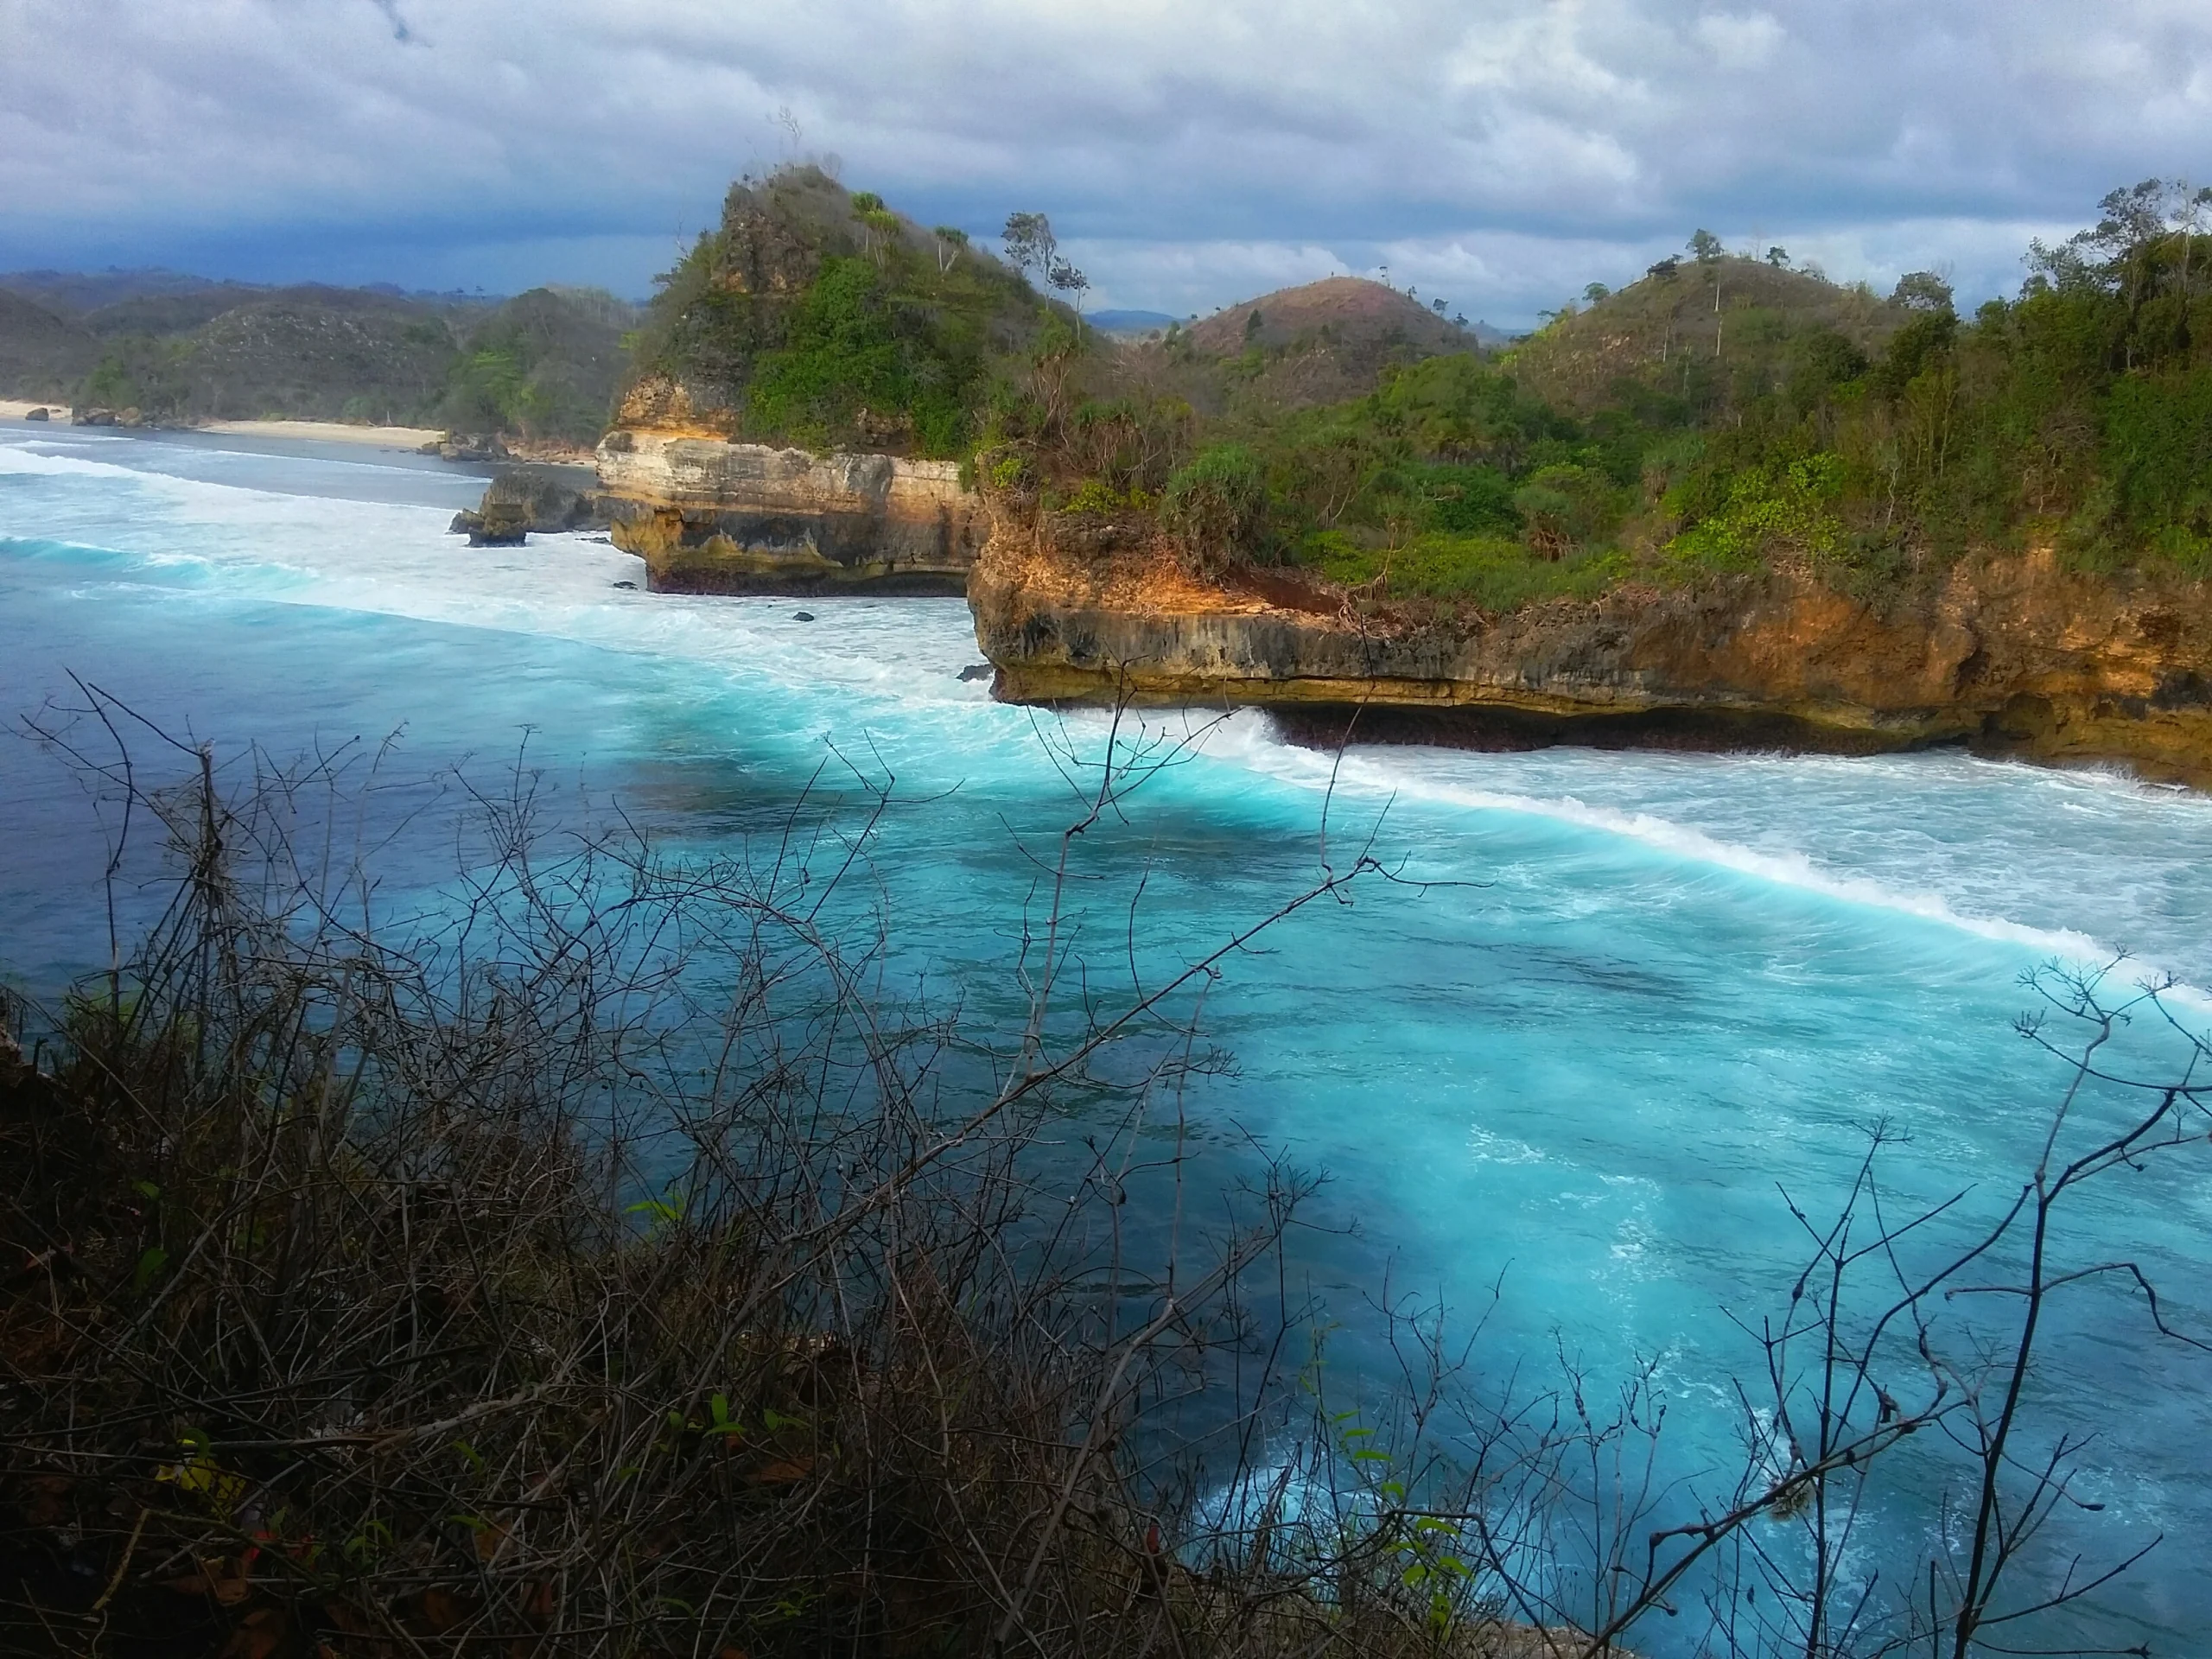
[969,528,2212,786]
[596,410,985,596]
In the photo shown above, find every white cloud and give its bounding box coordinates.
[1694,11,1784,71]
[1,0,2208,326]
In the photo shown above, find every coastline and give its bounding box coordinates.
[1,405,448,451]
[198,418,447,449]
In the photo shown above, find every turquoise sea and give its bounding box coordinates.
[3,423,2210,1653]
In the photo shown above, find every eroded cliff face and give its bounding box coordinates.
[595,391,986,596]
[969,528,2212,785]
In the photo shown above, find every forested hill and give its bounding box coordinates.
[621,164,1060,457]
[0,274,639,443]
[982,181,2212,613]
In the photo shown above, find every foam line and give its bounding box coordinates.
[1185,713,2212,1001]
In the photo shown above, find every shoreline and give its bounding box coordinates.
[1,406,448,451]
[198,417,448,449]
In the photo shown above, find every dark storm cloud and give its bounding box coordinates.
[3,0,2209,323]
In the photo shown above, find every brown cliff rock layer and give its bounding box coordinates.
[969,533,2212,786]
[596,426,986,597]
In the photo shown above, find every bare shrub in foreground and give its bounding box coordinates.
[3,688,2209,1658]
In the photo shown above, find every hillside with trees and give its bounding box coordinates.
[985,181,2212,615]
[0,275,637,443]
[622,165,1062,457]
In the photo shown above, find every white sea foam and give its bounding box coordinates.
[9,429,2209,1006]
[1172,709,2212,1008]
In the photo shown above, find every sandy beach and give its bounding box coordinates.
[1,404,448,450]
[199,418,447,449]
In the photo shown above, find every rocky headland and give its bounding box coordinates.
[591,384,986,594]
[968,527,2212,786]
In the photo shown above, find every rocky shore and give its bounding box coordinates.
[593,426,985,596]
[968,529,2212,786]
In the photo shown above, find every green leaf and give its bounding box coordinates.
[130,1245,169,1294]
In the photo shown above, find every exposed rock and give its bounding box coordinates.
[439,432,509,463]
[73,407,117,427]
[792,611,816,621]
[464,500,531,547]
[595,429,985,597]
[969,532,2212,788]
[22,406,48,422]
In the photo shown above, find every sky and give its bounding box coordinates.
[3,0,2209,328]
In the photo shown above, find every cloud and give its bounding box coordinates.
[2,0,2208,325]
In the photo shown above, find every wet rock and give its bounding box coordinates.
[957,664,993,683]
[73,408,118,427]
[792,611,816,622]
[467,501,531,547]
[612,580,638,589]
[439,432,509,463]
[461,464,613,537]
[22,407,49,422]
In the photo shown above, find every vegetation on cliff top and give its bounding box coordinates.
[990,180,2212,614]
[626,166,1058,458]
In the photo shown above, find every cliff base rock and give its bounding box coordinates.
[971,537,2212,786]
[596,429,983,597]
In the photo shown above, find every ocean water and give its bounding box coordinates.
[4,421,2211,1653]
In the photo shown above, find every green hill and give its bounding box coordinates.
[1505,257,1912,419]
[1011,187,2212,613]
[0,290,96,401]
[434,287,639,442]
[1126,276,1484,416]
[624,164,1057,455]
[0,277,635,441]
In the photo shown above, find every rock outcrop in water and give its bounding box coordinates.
[969,525,2212,786]
[452,463,613,545]
[594,397,985,596]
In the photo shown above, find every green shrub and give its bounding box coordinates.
[1667,453,1847,571]
[1161,445,1270,575]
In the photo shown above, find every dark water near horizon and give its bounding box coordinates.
[4,420,2211,1654]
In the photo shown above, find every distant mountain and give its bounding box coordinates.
[1088,308,1178,338]
[1183,276,1471,358]
[1126,276,1484,413]
[0,289,97,400]
[0,271,637,442]
[0,267,231,317]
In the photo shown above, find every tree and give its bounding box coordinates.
[1891,270,1955,313]
[1046,255,1090,330]
[1765,245,1789,267]
[931,225,968,275]
[1688,228,1724,264]
[1582,282,1611,303]
[1002,212,1057,283]
[1647,256,1681,280]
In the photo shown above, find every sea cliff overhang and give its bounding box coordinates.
[597,430,984,597]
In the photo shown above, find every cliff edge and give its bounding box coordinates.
[969,527,2212,785]
[596,395,986,595]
